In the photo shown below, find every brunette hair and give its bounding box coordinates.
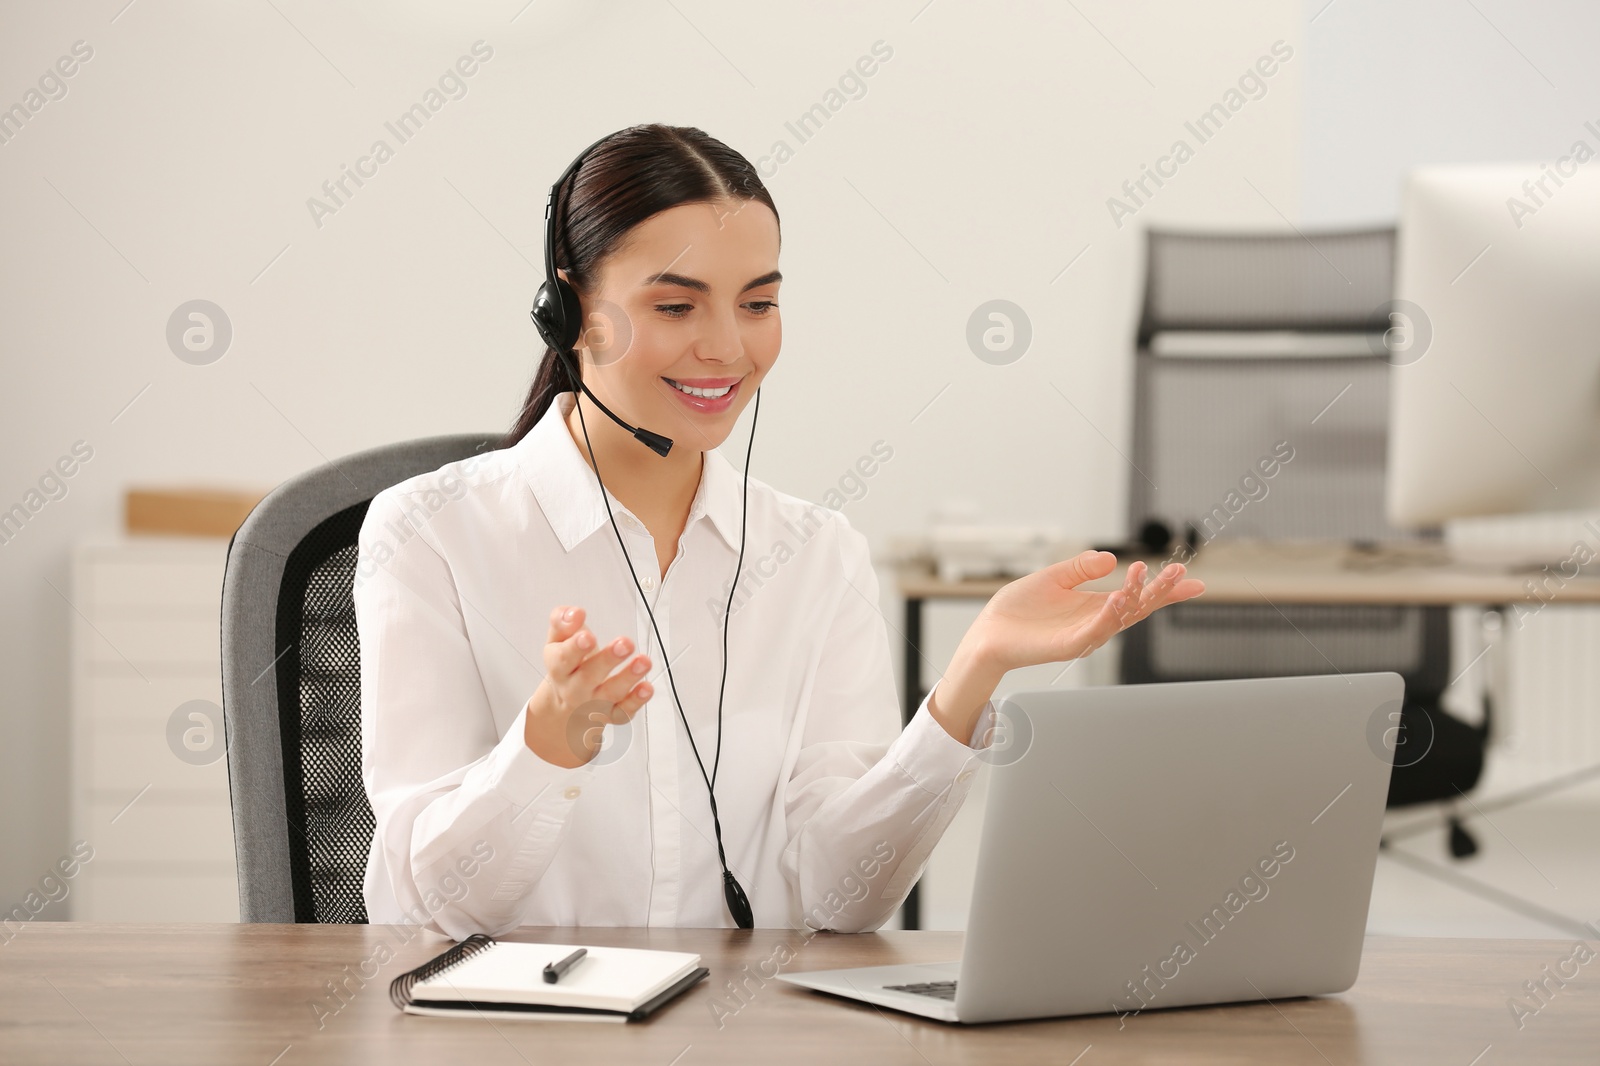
[502,124,780,447]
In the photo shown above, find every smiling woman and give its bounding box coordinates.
[354,124,1203,940]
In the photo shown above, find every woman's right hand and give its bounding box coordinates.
[523,605,653,768]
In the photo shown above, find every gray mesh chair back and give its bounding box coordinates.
[221,433,501,922]
[1121,227,1450,698]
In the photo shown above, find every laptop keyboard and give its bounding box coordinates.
[884,980,957,1001]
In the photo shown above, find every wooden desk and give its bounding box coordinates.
[2,923,1594,1064]
[890,538,1600,928]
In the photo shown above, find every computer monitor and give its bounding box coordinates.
[1386,164,1600,529]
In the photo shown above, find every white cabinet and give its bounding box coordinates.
[68,536,239,921]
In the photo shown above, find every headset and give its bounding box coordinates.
[529,131,758,929]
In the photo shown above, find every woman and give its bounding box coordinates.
[356,124,1203,939]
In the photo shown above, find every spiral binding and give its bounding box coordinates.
[389,933,499,1010]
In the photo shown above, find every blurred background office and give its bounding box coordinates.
[2,0,1597,938]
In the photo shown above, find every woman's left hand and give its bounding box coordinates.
[974,550,1205,676]
[927,550,1205,741]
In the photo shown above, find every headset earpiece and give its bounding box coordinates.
[530,275,584,356]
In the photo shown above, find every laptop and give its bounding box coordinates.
[777,672,1404,1024]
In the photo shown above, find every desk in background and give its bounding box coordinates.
[2,923,1594,1064]
[890,538,1600,929]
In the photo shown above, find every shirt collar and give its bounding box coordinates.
[515,391,745,553]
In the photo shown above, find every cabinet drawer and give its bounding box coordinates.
[75,797,236,865]
[75,613,220,668]
[79,717,232,798]
[84,556,226,612]
[70,862,238,922]
[75,675,223,728]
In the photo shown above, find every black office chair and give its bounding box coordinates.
[1119,228,1490,858]
[220,433,501,922]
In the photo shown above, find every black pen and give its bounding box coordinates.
[543,947,587,984]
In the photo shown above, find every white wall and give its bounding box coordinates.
[1302,0,1600,224]
[0,0,1301,909]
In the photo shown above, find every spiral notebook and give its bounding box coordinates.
[389,935,709,1022]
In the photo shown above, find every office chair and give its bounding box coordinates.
[221,433,501,922]
[1120,227,1490,859]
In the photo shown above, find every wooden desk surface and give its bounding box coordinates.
[893,537,1600,606]
[3,923,1595,1064]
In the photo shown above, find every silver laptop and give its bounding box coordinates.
[777,672,1403,1024]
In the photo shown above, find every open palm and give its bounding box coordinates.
[975,550,1206,675]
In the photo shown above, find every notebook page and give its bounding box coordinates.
[414,943,701,1012]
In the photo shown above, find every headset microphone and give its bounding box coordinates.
[529,133,674,458]
[529,286,674,457]
[532,131,756,930]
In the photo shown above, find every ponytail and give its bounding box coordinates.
[502,347,568,449]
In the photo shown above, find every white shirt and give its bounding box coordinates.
[356,391,991,937]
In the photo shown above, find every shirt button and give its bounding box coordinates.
[641,575,656,591]
[563,786,582,800]
[956,769,974,783]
